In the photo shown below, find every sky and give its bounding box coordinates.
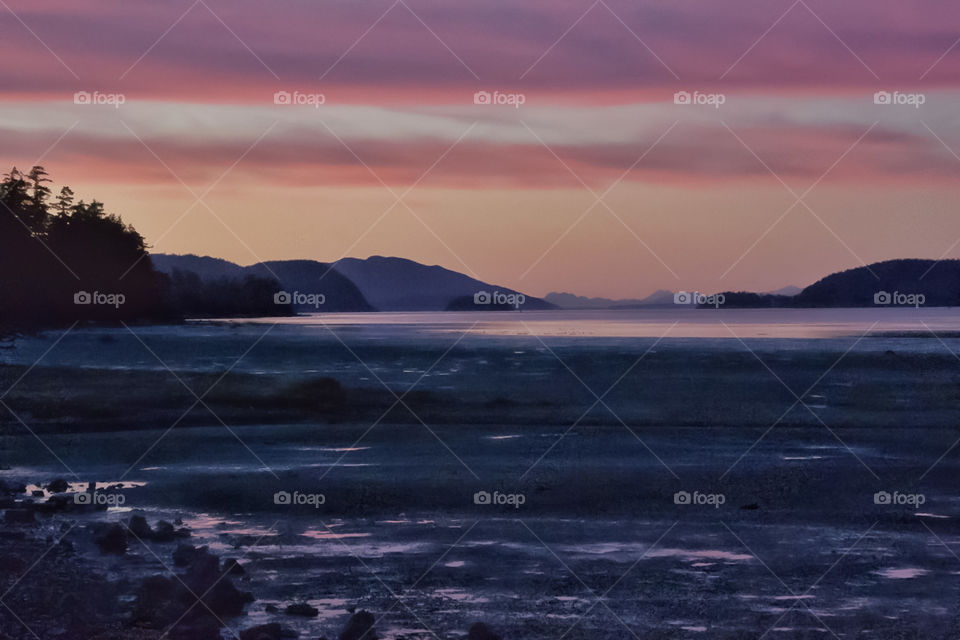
[2,0,960,298]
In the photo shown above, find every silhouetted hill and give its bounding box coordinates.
[793,259,960,307]
[150,254,242,281]
[333,256,552,311]
[248,260,374,312]
[709,259,960,308]
[151,255,373,312]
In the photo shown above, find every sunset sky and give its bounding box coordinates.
[3,0,960,298]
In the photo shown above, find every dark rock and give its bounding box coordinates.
[184,547,221,586]
[240,622,298,640]
[223,557,245,575]
[41,494,71,512]
[0,479,25,495]
[739,502,760,510]
[166,617,222,640]
[4,508,35,524]
[339,610,378,640]
[152,519,176,542]
[468,622,502,640]
[181,547,253,617]
[93,523,128,554]
[265,603,279,613]
[132,574,182,627]
[31,490,44,497]
[173,543,200,567]
[47,478,69,493]
[128,515,153,539]
[285,602,318,617]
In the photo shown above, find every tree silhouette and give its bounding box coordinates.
[0,165,289,329]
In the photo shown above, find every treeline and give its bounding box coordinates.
[0,166,289,329]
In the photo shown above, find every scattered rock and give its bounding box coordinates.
[223,557,245,575]
[739,502,759,510]
[152,519,176,542]
[285,602,319,617]
[173,543,201,567]
[468,622,502,640]
[240,622,298,640]
[93,523,127,554]
[128,514,154,539]
[47,478,69,493]
[265,603,279,613]
[339,610,378,640]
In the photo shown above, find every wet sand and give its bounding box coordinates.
[2,316,960,638]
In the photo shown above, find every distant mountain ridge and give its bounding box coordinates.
[152,255,960,314]
[545,290,675,309]
[333,256,554,311]
[150,254,553,312]
[150,254,373,312]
